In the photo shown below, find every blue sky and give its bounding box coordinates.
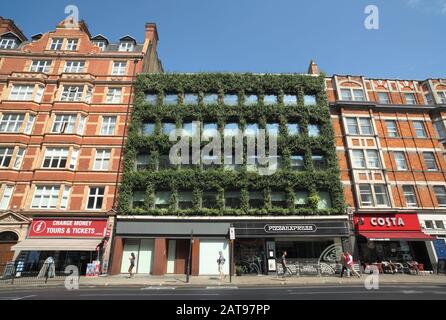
[1,0,445,79]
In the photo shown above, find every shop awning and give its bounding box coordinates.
[11,238,102,251]
[358,231,435,241]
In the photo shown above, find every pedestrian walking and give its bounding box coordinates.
[340,251,361,278]
[217,251,226,281]
[128,252,136,278]
[281,251,292,277]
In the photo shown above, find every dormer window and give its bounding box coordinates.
[0,38,18,49]
[50,38,63,50]
[340,88,365,101]
[93,41,106,51]
[65,39,79,51]
[119,41,134,52]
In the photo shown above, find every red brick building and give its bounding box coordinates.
[327,74,446,271]
[0,17,162,275]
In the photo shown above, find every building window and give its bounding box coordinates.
[106,88,122,103]
[224,191,241,209]
[346,117,359,134]
[318,192,332,209]
[402,185,418,207]
[203,94,219,105]
[183,94,198,105]
[290,155,304,170]
[283,95,298,106]
[423,152,437,171]
[304,95,316,106]
[13,147,25,169]
[394,151,408,170]
[9,85,35,101]
[224,94,238,106]
[434,121,446,139]
[49,38,63,50]
[425,94,434,105]
[178,192,193,209]
[142,122,155,135]
[249,191,264,209]
[202,192,218,209]
[155,191,171,209]
[30,60,51,73]
[424,220,434,229]
[64,61,85,73]
[93,41,106,51]
[52,114,76,134]
[94,149,111,171]
[60,186,71,209]
[271,192,287,208]
[100,116,117,135]
[0,38,18,49]
[308,124,321,137]
[162,123,176,136]
[65,39,78,51]
[435,220,445,229]
[287,123,300,136]
[367,150,380,168]
[294,191,308,207]
[24,114,35,135]
[111,61,127,75]
[182,122,198,137]
[135,154,150,171]
[264,95,277,105]
[245,123,259,137]
[42,148,68,169]
[352,150,366,168]
[386,120,399,137]
[433,186,446,207]
[438,92,446,104]
[202,123,218,139]
[346,117,373,135]
[413,121,427,138]
[244,95,258,106]
[0,113,25,133]
[87,187,105,210]
[145,94,158,105]
[266,123,279,137]
[0,185,14,210]
[132,191,145,209]
[359,185,373,206]
[0,147,13,168]
[353,150,380,169]
[340,88,365,101]
[404,93,416,105]
[69,149,79,170]
[31,185,60,209]
[312,155,326,170]
[61,85,84,102]
[158,155,172,170]
[119,41,134,52]
[164,94,178,105]
[374,185,390,206]
[378,92,390,104]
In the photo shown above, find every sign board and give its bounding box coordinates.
[229,227,235,240]
[268,259,276,271]
[264,224,317,233]
[354,213,422,232]
[434,239,446,259]
[29,218,108,238]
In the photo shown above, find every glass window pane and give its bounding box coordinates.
[287,123,300,135]
[184,94,198,105]
[264,95,277,105]
[142,122,155,135]
[308,124,320,137]
[304,95,316,105]
[224,94,238,106]
[145,94,158,105]
[283,95,297,106]
[204,94,218,105]
[318,192,332,209]
[164,94,178,105]
[244,95,258,106]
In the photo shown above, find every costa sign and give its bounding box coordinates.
[354,214,421,232]
[29,218,108,238]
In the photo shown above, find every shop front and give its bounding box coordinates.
[354,213,435,271]
[233,218,350,276]
[11,217,112,276]
[418,214,446,273]
[112,217,231,276]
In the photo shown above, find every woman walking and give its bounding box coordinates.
[128,252,136,278]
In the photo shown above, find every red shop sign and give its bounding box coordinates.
[354,213,422,232]
[29,218,108,238]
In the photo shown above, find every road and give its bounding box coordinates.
[0,284,446,300]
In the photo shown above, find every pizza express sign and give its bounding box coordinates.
[264,224,317,233]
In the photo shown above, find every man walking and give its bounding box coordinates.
[340,251,361,278]
[281,251,291,277]
[217,251,226,281]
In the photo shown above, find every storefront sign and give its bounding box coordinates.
[29,218,107,238]
[264,224,317,233]
[354,213,422,232]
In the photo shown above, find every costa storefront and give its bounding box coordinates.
[354,213,435,270]
[11,217,112,275]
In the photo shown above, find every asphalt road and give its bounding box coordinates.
[0,284,446,300]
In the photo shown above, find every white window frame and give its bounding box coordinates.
[52,114,77,134]
[386,120,399,137]
[42,147,69,169]
[60,186,71,210]
[31,185,61,209]
[394,151,408,171]
[0,113,25,133]
[49,38,63,50]
[0,185,14,209]
[340,88,366,101]
[93,149,111,171]
[377,92,390,104]
[77,115,86,135]
[100,116,117,135]
[345,117,373,135]
[29,60,51,73]
[0,38,17,49]
[402,185,418,207]
[13,147,25,170]
[64,61,85,73]
[433,186,446,207]
[423,152,438,171]
[118,41,134,52]
[9,85,34,101]
[111,61,127,75]
[106,88,122,103]
[413,121,427,138]
[438,92,446,104]
[0,147,14,168]
[87,187,105,210]
[93,41,106,51]
[60,85,84,102]
[69,149,79,170]
[404,92,417,105]
[65,39,78,51]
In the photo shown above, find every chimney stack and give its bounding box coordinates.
[308,60,319,75]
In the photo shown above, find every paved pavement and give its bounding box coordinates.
[0,284,445,300]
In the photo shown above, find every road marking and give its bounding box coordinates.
[78,293,220,297]
[206,286,238,289]
[401,290,423,294]
[141,287,176,290]
[12,295,36,300]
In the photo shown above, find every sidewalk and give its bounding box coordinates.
[77,273,446,287]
